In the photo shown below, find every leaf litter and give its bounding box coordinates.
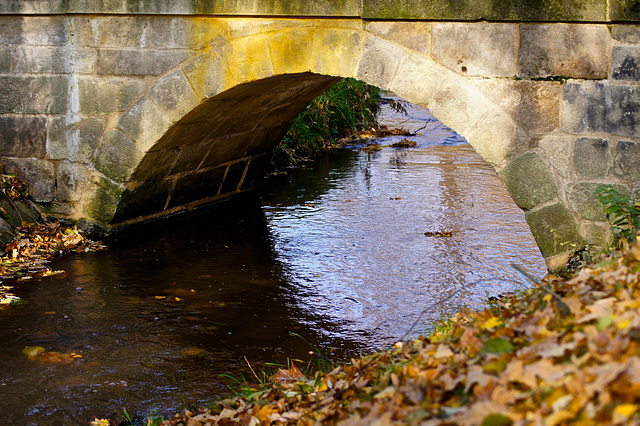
[155,236,640,425]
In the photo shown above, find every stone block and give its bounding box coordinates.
[70,48,96,74]
[311,28,364,77]
[428,76,493,137]
[220,160,248,194]
[149,70,200,124]
[362,0,608,21]
[182,50,230,99]
[610,0,640,22]
[0,76,68,114]
[82,173,124,224]
[14,46,67,73]
[2,158,55,202]
[0,116,47,158]
[170,142,212,175]
[131,148,179,182]
[355,35,404,89]
[473,79,561,134]
[269,28,312,75]
[365,21,430,58]
[389,53,447,108]
[192,0,361,16]
[612,46,640,81]
[94,130,143,182]
[468,110,531,167]
[563,82,640,137]
[498,152,557,210]
[56,162,87,202]
[581,221,613,249]
[118,96,170,152]
[0,50,11,72]
[537,134,573,178]
[48,117,104,162]
[112,179,173,223]
[167,165,226,209]
[97,49,190,76]
[525,202,585,259]
[0,216,14,247]
[573,137,612,178]
[611,25,640,43]
[223,36,274,84]
[517,24,609,79]
[2,17,69,46]
[75,17,148,48]
[613,140,640,181]
[566,182,627,221]
[78,76,145,115]
[431,23,516,77]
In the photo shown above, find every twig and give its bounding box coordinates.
[510,263,571,316]
[244,355,261,383]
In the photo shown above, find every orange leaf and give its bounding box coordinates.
[271,361,306,384]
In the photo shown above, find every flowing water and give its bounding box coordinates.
[0,99,546,425]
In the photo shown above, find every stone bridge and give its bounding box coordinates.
[1,1,639,268]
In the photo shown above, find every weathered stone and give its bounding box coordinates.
[612,24,640,43]
[2,158,55,202]
[566,182,629,221]
[0,116,47,158]
[167,166,226,209]
[112,179,173,223]
[47,202,76,217]
[468,111,531,167]
[389,53,447,107]
[94,130,143,182]
[14,46,67,73]
[170,142,212,174]
[610,0,640,22]
[149,70,200,124]
[518,24,609,79]
[48,118,104,162]
[538,134,573,178]
[473,79,561,134]
[119,96,170,152]
[365,21,430,57]
[613,140,640,181]
[0,76,68,114]
[0,49,11,72]
[131,148,179,182]
[573,137,612,178]
[0,16,68,45]
[201,134,256,169]
[74,17,148,48]
[581,221,612,249]
[192,0,361,16]
[0,198,40,227]
[220,160,248,194]
[355,36,404,89]
[269,28,312,75]
[97,49,190,76]
[182,50,230,99]
[612,46,640,81]
[78,76,146,114]
[362,0,608,21]
[498,152,557,210]
[311,28,364,77]
[428,76,491,137]
[56,162,87,202]
[223,36,274,84]
[82,173,124,224]
[69,48,96,74]
[0,216,14,246]
[563,82,640,137]
[431,23,516,77]
[525,202,585,258]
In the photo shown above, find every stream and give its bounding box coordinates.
[0,99,546,425]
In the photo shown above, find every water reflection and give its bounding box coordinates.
[0,100,546,424]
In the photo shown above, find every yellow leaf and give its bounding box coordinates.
[480,317,503,330]
[618,319,632,329]
[154,296,166,300]
[543,294,552,303]
[45,311,56,315]
[615,404,639,418]
[175,297,181,301]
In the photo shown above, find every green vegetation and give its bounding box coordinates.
[597,184,640,245]
[272,78,381,168]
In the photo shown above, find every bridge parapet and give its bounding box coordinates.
[0,11,638,268]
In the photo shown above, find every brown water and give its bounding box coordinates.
[0,101,546,425]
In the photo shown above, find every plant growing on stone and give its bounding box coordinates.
[596,184,640,244]
[272,78,381,167]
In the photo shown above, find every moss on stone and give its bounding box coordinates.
[82,174,124,224]
[526,202,586,258]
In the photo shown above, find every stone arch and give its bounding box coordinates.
[82,24,574,266]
